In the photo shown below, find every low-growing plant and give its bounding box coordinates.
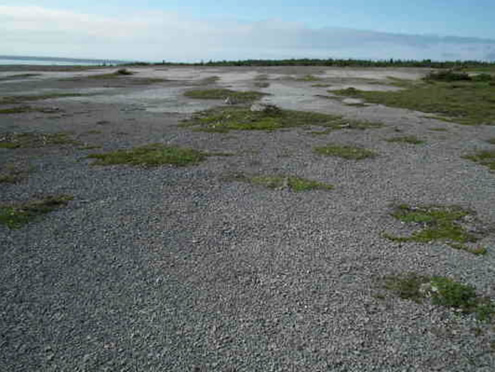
[313,144,377,160]
[225,173,333,192]
[487,138,495,144]
[0,132,79,148]
[87,143,207,167]
[0,163,29,183]
[424,70,472,82]
[0,93,84,105]
[384,204,488,253]
[183,89,267,102]
[463,150,495,171]
[0,195,73,229]
[297,75,322,82]
[254,81,270,88]
[386,136,425,145]
[383,273,495,321]
[180,106,382,133]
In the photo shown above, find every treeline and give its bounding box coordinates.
[125,58,495,68]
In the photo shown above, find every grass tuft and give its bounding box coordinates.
[0,132,79,148]
[383,273,495,321]
[0,195,73,229]
[183,89,267,102]
[88,144,207,167]
[0,93,84,105]
[313,144,377,160]
[463,150,495,171]
[225,173,333,192]
[386,135,425,145]
[332,79,495,126]
[181,106,382,133]
[385,204,488,253]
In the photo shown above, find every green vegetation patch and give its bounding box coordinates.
[386,135,425,145]
[0,73,41,81]
[332,79,495,125]
[385,204,489,254]
[0,163,29,183]
[0,93,84,105]
[181,105,382,133]
[384,273,495,322]
[88,143,208,167]
[254,81,270,88]
[313,144,377,160]
[464,150,495,171]
[0,195,73,229]
[487,138,495,144]
[183,89,267,102]
[0,132,79,148]
[226,173,333,192]
[297,75,322,82]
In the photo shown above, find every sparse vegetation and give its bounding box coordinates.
[424,70,472,82]
[183,89,267,102]
[429,128,448,132]
[312,84,331,88]
[383,273,495,322]
[116,68,133,75]
[297,75,322,82]
[0,132,79,148]
[88,144,207,167]
[180,105,382,133]
[463,150,495,171]
[254,81,270,88]
[225,173,333,192]
[313,144,377,160]
[0,93,84,105]
[385,204,488,254]
[0,195,73,229]
[0,106,63,115]
[0,73,41,81]
[332,79,495,126]
[386,136,425,145]
[0,163,28,183]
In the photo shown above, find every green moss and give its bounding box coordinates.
[385,204,486,251]
[181,106,382,133]
[183,89,267,102]
[0,195,73,229]
[383,273,495,322]
[312,84,331,88]
[88,144,207,167]
[226,173,333,192]
[386,136,425,145]
[313,144,377,160]
[297,75,322,82]
[0,132,79,148]
[464,150,495,171]
[0,93,84,105]
[332,80,495,126]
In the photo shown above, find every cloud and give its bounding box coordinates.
[1,5,495,61]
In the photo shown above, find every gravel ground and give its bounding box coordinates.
[1,66,495,371]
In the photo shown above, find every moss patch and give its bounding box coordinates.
[0,195,73,229]
[0,163,29,183]
[226,173,333,192]
[386,136,425,145]
[0,93,84,105]
[384,204,488,253]
[313,144,377,160]
[88,144,208,167]
[463,150,495,171]
[0,132,79,148]
[384,273,495,322]
[297,75,322,82]
[181,105,382,133]
[332,80,495,126]
[183,89,267,102]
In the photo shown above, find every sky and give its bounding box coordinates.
[1,0,495,62]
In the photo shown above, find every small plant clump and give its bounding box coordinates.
[88,144,207,167]
[183,89,267,103]
[0,92,84,105]
[383,273,495,322]
[0,163,28,183]
[0,195,73,229]
[464,150,495,171]
[424,70,472,82]
[384,204,488,254]
[386,136,425,145]
[297,75,322,82]
[0,132,79,148]
[226,173,333,192]
[116,68,133,75]
[313,144,377,160]
[181,105,382,133]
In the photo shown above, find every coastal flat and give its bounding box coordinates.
[1,65,495,371]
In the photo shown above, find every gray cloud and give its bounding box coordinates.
[1,6,495,61]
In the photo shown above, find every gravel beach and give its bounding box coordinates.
[1,65,495,371]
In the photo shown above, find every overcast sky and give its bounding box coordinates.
[1,0,495,62]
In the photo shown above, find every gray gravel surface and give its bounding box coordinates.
[1,66,495,371]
